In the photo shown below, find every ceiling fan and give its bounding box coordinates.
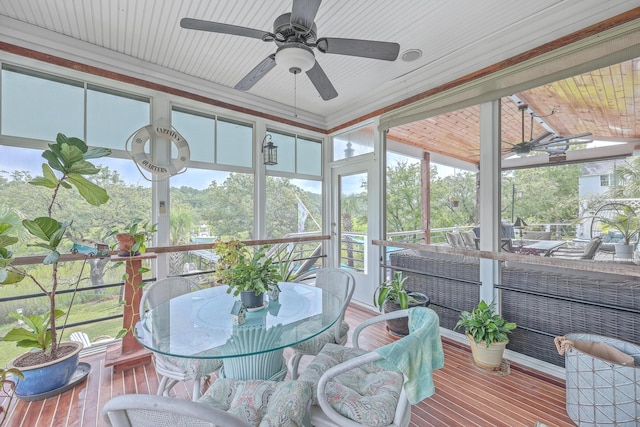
[180,0,400,101]
[502,103,592,157]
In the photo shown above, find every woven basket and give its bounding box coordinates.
[555,333,640,426]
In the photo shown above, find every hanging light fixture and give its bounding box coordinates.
[262,134,278,166]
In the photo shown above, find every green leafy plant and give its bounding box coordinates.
[0,133,111,360]
[216,242,279,296]
[110,218,157,255]
[2,310,65,352]
[0,366,23,426]
[373,272,417,310]
[455,300,516,347]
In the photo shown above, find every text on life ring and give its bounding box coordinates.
[130,125,190,176]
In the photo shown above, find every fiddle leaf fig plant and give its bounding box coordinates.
[0,133,111,360]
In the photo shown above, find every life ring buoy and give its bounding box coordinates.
[126,124,190,179]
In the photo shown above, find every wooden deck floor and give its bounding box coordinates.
[2,304,575,427]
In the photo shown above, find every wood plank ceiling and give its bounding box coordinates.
[388,57,640,166]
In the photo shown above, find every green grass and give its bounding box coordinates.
[0,298,124,367]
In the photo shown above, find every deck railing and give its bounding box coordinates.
[0,234,329,365]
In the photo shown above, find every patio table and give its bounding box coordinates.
[522,239,567,256]
[134,282,342,380]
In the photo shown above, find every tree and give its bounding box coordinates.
[386,160,421,233]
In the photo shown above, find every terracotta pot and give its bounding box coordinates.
[466,334,507,370]
[115,233,139,256]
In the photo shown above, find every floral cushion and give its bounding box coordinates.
[290,321,349,354]
[159,354,223,377]
[199,379,311,427]
[298,343,404,427]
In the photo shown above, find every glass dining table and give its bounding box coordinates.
[134,281,343,380]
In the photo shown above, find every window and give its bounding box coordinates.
[600,174,610,187]
[333,124,374,161]
[266,129,322,177]
[1,65,84,140]
[87,85,150,151]
[264,130,322,238]
[171,107,253,168]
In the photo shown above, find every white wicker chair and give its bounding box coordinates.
[139,277,222,400]
[102,394,252,427]
[288,268,355,379]
[300,308,444,427]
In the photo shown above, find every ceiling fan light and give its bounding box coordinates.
[275,45,315,73]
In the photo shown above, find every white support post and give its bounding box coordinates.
[478,100,501,305]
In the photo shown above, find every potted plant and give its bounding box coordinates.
[215,242,279,309]
[373,272,429,336]
[596,204,640,259]
[455,300,516,370]
[111,218,157,256]
[0,133,111,396]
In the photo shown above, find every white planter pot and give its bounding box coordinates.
[466,334,507,370]
[614,243,634,259]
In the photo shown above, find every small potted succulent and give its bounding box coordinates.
[374,272,429,336]
[455,300,516,370]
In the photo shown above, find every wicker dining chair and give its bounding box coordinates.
[139,277,222,400]
[300,307,444,427]
[102,394,252,427]
[288,268,355,379]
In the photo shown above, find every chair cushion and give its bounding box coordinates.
[460,231,477,249]
[158,354,223,378]
[290,321,349,354]
[199,379,311,427]
[445,232,463,247]
[299,343,404,427]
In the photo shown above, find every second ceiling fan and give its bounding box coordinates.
[180,0,400,101]
[503,103,592,158]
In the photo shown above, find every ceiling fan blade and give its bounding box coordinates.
[291,0,322,34]
[525,131,553,147]
[543,132,593,144]
[234,55,277,91]
[316,37,400,61]
[306,61,338,100]
[180,18,270,40]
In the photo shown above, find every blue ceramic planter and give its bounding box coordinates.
[8,341,82,397]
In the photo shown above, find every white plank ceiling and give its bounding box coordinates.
[0,0,637,132]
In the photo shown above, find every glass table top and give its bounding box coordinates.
[135,282,342,359]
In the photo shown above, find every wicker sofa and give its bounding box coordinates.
[389,249,640,367]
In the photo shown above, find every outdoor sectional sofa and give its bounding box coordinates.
[389,249,640,366]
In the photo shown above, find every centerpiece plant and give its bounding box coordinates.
[214,241,280,308]
[0,133,111,394]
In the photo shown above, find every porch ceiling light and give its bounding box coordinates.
[262,134,278,166]
[275,44,315,74]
